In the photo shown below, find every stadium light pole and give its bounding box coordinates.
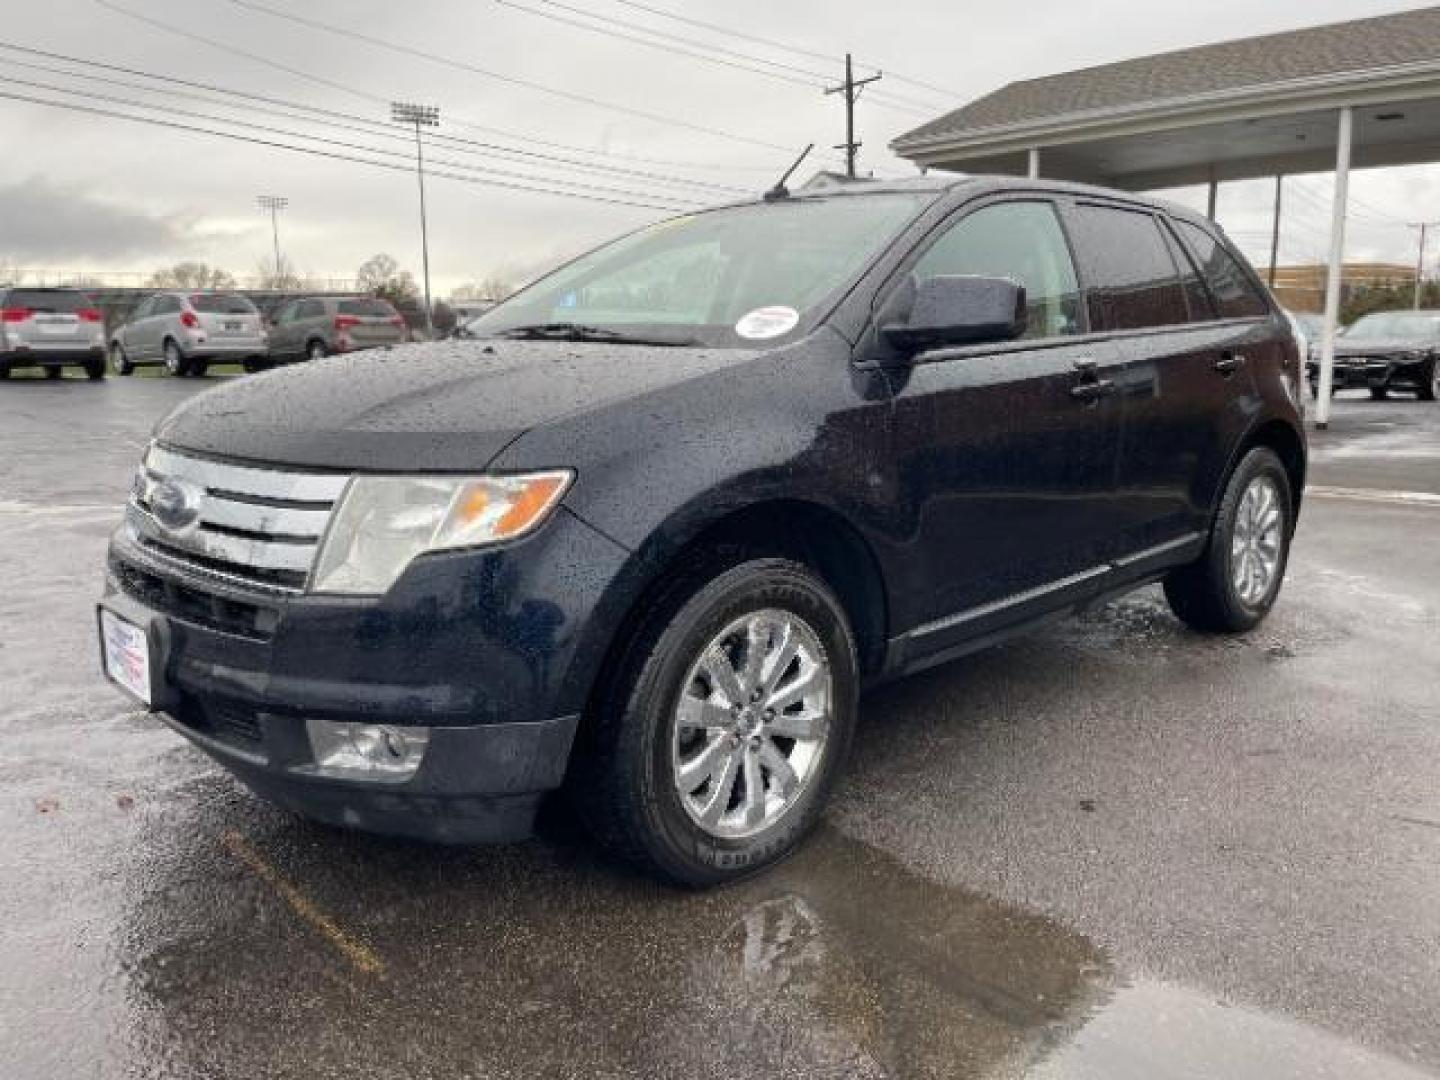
[256,195,288,283]
[391,102,439,338]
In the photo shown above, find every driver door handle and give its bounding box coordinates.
[1214,352,1247,375]
[1071,379,1117,402]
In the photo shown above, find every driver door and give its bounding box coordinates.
[872,197,1129,653]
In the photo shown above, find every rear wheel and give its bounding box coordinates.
[1419,358,1439,402]
[44,366,62,380]
[1165,447,1293,633]
[110,343,134,376]
[84,356,106,380]
[1370,386,1388,401]
[306,339,327,362]
[163,339,189,377]
[242,355,268,374]
[574,557,857,887]
[189,361,209,378]
[0,365,9,380]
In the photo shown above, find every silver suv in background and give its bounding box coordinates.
[266,296,407,363]
[110,292,267,377]
[0,287,107,380]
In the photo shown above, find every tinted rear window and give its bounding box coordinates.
[338,299,398,317]
[1068,205,1188,331]
[1175,221,1270,319]
[6,290,91,312]
[190,294,256,314]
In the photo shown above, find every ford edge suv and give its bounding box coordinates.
[98,177,1306,885]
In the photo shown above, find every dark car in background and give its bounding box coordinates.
[0,287,107,379]
[1307,309,1440,400]
[264,296,407,364]
[98,176,1305,886]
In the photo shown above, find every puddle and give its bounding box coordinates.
[106,792,1112,1079]
[1027,980,1436,1080]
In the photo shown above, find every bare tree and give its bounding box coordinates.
[147,261,237,290]
[356,253,419,304]
[451,276,517,302]
[252,254,304,291]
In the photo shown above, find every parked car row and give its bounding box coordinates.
[0,286,408,380]
[110,292,408,377]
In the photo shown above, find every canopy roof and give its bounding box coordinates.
[893,6,1440,189]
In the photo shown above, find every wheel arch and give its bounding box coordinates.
[1229,417,1307,519]
[562,497,892,728]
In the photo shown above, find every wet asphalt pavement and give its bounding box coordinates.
[1,373,1437,1079]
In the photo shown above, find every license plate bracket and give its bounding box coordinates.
[98,606,155,707]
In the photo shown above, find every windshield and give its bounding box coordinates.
[1344,312,1440,341]
[467,193,934,347]
[190,294,256,315]
[6,289,92,312]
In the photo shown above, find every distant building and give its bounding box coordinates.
[1270,262,1416,312]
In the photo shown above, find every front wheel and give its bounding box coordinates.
[1165,447,1293,633]
[44,366,63,380]
[306,339,327,362]
[84,356,106,380]
[1419,358,1438,402]
[110,344,134,376]
[242,356,269,374]
[574,558,857,887]
[1370,386,1388,401]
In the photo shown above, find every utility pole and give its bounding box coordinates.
[256,195,288,284]
[391,101,440,338]
[824,54,881,179]
[1410,221,1440,309]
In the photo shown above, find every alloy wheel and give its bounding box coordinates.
[671,609,831,840]
[1230,476,1284,606]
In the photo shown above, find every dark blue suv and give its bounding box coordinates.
[99,176,1305,886]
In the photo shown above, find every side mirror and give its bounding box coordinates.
[880,275,1027,355]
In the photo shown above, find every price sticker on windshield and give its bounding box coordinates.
[735,306,799,340]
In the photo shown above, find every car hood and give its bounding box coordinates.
[155,339,762,471]
[1331,337,1432,356]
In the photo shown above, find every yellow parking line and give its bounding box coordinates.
[222,830,385,977]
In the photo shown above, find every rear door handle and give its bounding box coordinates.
[1070,379,1117,402]
[1214,352,1247,375]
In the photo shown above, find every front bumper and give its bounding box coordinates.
[100,507,630,841]
[1308,356,1426,389]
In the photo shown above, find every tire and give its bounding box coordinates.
[110,344,134,376]
[1164,446,1293,634]
[1370,386,1388,401]
[306,339,327,362]
[1419,359,1438,402]
[163,339,189,377]
[189,361,209,378]
[84,356,106,381]
[242,356,269,374]
[44,366,63,380]
[0,365,9,380]
[573,557,858,887]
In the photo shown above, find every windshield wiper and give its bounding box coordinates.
[493,322,699,347]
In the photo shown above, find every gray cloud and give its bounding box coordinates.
[0,175,211,261]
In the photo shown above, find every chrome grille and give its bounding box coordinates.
[128,445,349,593]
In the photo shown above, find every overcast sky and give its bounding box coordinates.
[2,0,1437,295]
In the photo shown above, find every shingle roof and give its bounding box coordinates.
[895,5,1440,148]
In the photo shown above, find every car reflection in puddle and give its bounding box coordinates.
[115,788,1111,1079]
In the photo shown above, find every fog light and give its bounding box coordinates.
[306,719,430,780]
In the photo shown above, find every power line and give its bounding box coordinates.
[0,44,748,196]
[0,85,692,212]
[601,0,964,102]
[221,0,806,154]
[0,72,704,209]
[86,0,776,174]
[493,0,938,115]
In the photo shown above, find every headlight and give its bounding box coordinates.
[310,470,573,595]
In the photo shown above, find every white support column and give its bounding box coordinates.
[1206,173,1218,220]
[1027,148,1040,178]
[1315,106,1353,429]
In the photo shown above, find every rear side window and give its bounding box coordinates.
[1174,221,1270,319]
[156,296,182,315]
[338,299,397,317]
[1160,222,1216,321]
[298,300,326,319]
[5,289,90,312]
[1068,205,1188,331]
[911,201,1082,338]
[190,294,256,314]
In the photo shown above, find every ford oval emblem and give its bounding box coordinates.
[150,478,204,533]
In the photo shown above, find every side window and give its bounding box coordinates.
[158,296,182,316]
[298,300,324,320]
[131,297,155,320]
[911,201,1081,339]
[1174,221,1270,319]
[1160,220,1216,322]
[272,303,293,324]
[1067,205,1189,331]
